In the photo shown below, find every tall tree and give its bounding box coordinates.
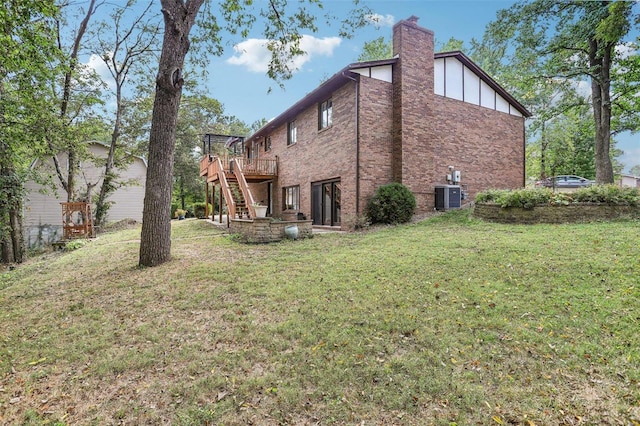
[486,0,638,184]
[48,0,103,203]
[91,0,161,226]
[139,0,370,267]
[0,0,61,263]
[357,36,392,61]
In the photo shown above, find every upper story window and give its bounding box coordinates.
[318,98,332,130]
[287,121,297,145]
[265,136,271,151]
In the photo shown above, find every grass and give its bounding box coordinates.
[1,212,639,425]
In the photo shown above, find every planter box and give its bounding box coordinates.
[473,202,640,224]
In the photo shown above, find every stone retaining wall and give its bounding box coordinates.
[229,218,313,243]
[474,203,640,224]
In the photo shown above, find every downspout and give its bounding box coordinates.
[522,118,527,188]
[343,72,360,215]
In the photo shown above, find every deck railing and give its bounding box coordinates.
[235,157,278,176]
[200,155,213,176]
[201,154,277,177]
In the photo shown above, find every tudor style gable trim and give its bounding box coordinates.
[434,51,531,117]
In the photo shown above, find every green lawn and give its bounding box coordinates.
[1,211,639,425]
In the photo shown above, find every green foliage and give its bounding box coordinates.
[366,183,416,224]
[64,239,88,251]
[572,184,639,205]
[357,36,392,61]
[476,185,640,208]
[479,0,639,184]
[192,202,213,218]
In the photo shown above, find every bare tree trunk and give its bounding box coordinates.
[0,163,25,264]
[539,122,547,179]
[9,202,24,263]
[0,202,13,263]
[94,97,121,226]
[589,37,614,184]
[139,0,204,267]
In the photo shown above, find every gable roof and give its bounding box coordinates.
[246,52,530,144]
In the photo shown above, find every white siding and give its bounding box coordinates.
[496,93,510,113]
[433,55,524,117]
[434,58,445,96]
[463,66,480,104]
[509,105,523,117]
[480,80,495,109]
[370,65,392,82]
[24,143,146,227]
[445,57,464,101]
[351,64,392,83]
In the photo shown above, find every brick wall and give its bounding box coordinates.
[392,17,436,212]
[391,16,525,212]
[249,83,358,224]
[427,97,525,204]
[358,76,394,213]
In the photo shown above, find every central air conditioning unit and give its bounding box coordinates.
[435,185,461,211]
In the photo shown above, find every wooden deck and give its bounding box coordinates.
[200,155,277,183]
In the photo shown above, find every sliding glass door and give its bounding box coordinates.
[312,179,341,226]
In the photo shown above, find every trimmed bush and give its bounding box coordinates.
[367,183,416,224]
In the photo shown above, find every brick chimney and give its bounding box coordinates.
[391,16,435,212]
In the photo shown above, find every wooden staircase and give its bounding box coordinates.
[226,176,251,219]
[201,155,277,224]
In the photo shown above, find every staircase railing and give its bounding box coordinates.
[231,159,256,218]
[212,157,236,220]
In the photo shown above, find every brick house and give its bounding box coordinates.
[200,16,530,230]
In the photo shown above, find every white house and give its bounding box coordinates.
[24,141,147,247]
[619,174,640,188]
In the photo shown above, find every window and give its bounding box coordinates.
[265,136,271,152]
[318,98,332,130]
[282,186,300,210]
[287,121,297,145]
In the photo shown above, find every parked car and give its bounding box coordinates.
[535,175,595,188]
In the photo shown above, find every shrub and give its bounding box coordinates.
[572,184,639,205]
[367,183,416,224]
[192,202,213,218]
[475,185,640,208]
[474,189,510,204]
[475,188,553,209]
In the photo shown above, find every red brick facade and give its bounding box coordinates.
[245,16,528,230]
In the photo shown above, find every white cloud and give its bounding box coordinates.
[616,42,637,59]
[84,53,114,90]
[226,35,342,74]
[366,13,395,28]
